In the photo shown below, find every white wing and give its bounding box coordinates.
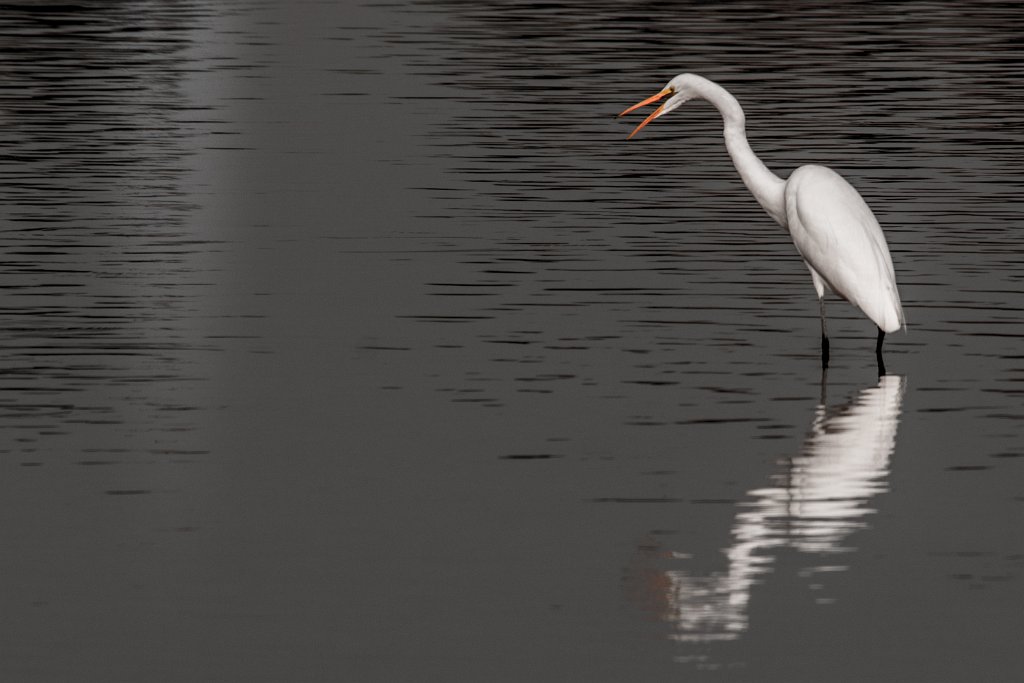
[784,165,904,332]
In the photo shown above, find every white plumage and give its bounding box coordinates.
[785,165,904,334]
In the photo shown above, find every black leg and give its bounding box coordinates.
[875,328,886,376]
[820,298,829,369]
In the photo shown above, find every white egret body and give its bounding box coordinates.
[620,74,904,369]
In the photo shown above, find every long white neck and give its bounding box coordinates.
[693,78,787,226]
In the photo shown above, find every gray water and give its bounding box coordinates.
[0,2,1022,681]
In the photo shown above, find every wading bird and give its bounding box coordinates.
[620,74,903,373]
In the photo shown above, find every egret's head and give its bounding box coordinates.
[619,73,704,139]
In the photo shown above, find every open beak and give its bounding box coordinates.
[619,87,672,140]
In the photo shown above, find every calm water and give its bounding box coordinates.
[0,1,1022,681]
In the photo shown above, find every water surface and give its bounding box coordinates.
[0,1,1022,681]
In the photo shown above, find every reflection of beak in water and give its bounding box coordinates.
[627,375,906,643]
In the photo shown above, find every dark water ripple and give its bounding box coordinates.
[0,4,242,457]
[0,1,1020,680]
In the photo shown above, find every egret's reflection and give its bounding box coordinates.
[631,375,906,643]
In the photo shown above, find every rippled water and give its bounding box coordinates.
[1,2,1022,681]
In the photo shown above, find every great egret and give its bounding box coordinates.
[620,74,904,371]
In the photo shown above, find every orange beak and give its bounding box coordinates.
[619,88,672,140]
